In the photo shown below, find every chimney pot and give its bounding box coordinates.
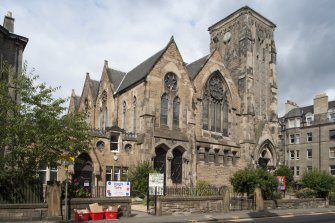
[3,11,14,33]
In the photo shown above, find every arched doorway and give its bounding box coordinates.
[171,149,183,184]
[73,153,93,194]
[257,140,276,170]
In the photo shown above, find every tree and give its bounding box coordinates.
[0,62,91,184]
[128,161,157,198]
[273,165,294,189]
[230,167,278,199]
[301,169,335,198]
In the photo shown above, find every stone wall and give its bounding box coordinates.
[0,203,47,221]
[157,196,225,216]
[265,198,326,209]
[64,197,131,220]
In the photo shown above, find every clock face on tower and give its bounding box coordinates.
[223,31,231,43]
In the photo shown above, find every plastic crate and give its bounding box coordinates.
[74,212,89,221]
[90,211,104,220]
[105,210,118,220]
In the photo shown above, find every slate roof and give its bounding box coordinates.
[89,79,100,103]
[116,47,167,93]
[284,100,335,119]
[0,24,28,49]
[74,96,81,111]
[107,68,126,93]
[186,55,209,80]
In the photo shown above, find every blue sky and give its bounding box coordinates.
[1,0,335,116]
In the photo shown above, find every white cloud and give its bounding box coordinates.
[1,0,335,115]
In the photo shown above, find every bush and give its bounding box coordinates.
[295,188,317,198]
[230,167,278,199]
[301,169,335,198]
[61,177,91,198]
[195,180,214,196]
[128,161,157,198]
[273,165,294,189]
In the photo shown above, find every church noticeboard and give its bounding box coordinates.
[276,176,286,191]
[106,181,131,197]
[149,173,164,195]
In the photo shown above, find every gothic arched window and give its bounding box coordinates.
[123,101,126,129]
[100,90,108,130]
[133,96,137,133]
[160,93,168,126]
[171,149,183,184]
[173,96,180,128]
[154,147,166,174]
[202,71,229,136]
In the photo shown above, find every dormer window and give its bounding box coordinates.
[305,112,314,126]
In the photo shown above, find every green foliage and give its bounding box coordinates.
[0,62,91,183]
[128,161,156,198]
[273,165,294,188]
[230,167,278,199]
[301,169,335,198]
[295,188,317,198]
[61,177,91,198]
[195,180,214,196]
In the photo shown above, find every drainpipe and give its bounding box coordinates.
[319,124,321,170]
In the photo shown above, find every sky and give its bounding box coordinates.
[1,0,335,116]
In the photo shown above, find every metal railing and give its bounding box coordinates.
[165,186,225,197]
[0,182,44,204]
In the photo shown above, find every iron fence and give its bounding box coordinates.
[0,182,44,204]
[230,193,254,211]
[165,186,225,197]
[91,185,106,198]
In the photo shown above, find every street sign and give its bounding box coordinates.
[149,173,164,195]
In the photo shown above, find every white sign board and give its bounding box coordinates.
[106,181,131,197]
[149,173,164,195]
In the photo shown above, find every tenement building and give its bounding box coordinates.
[0,11,28,103]
[66,6,280,189]
[280,94,335,180]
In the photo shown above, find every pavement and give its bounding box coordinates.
[9,205,335,223]
[115,205,335,223]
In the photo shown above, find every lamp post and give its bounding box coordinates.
[62,157,74,221]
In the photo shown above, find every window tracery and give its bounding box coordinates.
[160,94,168,126]
[202,71,229,136]
[164,72,177,91]
[173,96,180,128]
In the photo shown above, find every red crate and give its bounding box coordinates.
[90,212,104,220]
[74,212,89,221]
[105,210,118,220]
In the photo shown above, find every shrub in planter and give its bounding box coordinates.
[295,188,317,198]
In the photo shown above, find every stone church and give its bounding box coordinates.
[67,6,280,189]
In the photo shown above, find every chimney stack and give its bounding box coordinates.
[313,93,328,115]
[285,100,299,114]
[3,11,14,33]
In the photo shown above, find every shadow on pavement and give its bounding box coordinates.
[247,210,280,218]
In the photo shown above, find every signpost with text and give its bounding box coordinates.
[148,173,164,215]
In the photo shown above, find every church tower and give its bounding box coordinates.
[208,6,279,168]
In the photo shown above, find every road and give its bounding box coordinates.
[221,212,335,223]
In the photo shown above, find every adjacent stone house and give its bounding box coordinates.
[280,94,335,180]
[0,11,28,103]
[66,6,280,189]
